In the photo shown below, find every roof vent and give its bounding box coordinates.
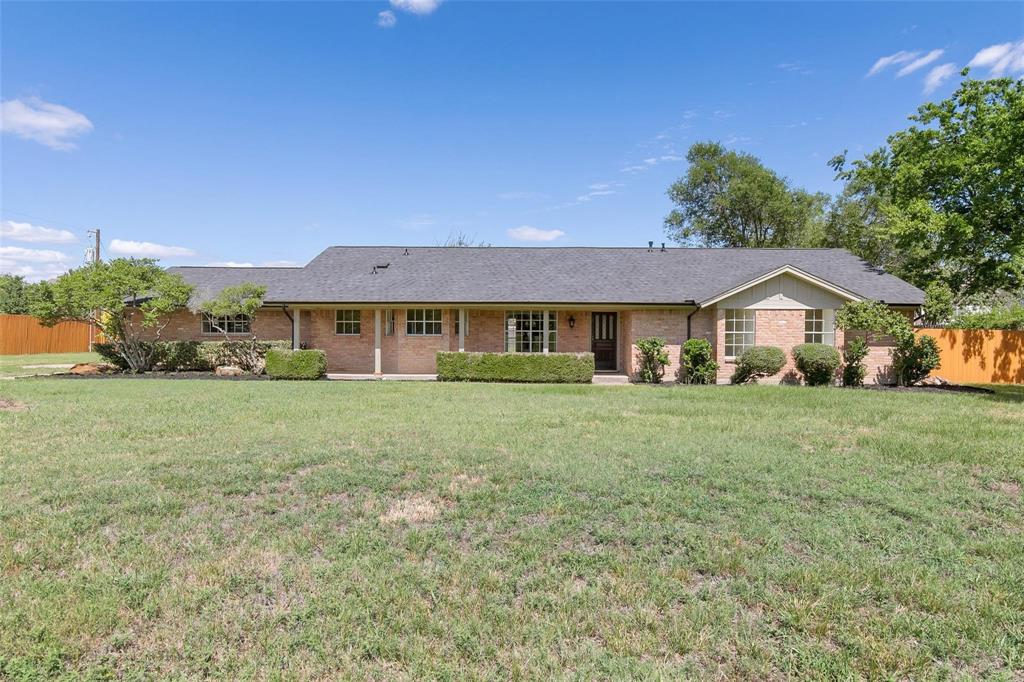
[648,240,654,251]
[371,263,390,275]
[661,242,666,252]
[403,248,410,256]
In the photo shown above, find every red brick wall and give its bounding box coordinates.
[137,308,291,343]
[308,309,374,373]
[625,309,689,381]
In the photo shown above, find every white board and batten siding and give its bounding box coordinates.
[715,274,850,311]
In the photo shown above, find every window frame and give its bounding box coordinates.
[201,313,252,335]
[406,308,443,336]
[804,309,835,345]
[335,309,362,336]
[723,309,755,359]
[505,310,557,353]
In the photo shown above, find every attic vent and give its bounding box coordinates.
[371,263,391,275]
[403,248,410,256]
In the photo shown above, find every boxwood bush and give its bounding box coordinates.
[792,343,841,386]
[437,351,594,383]
[681,338,718,384]
[265,349,327,380]
[730,345,786,384]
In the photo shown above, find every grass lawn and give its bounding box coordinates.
[0,352,101,378]
[1,379,1022,679]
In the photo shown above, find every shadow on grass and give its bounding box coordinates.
[973,384,1024,403]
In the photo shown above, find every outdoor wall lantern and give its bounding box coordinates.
[568,315,576,329]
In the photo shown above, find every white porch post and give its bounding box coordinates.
[458,308,466,352]
[374,308,382,375]
[292,308,301,350]
[542,309,549,354]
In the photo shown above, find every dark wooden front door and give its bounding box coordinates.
[591,312,617,371]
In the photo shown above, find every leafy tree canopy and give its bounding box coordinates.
[831,74,1024,298]
[194,282,267,339]
[665,141,828,248]
[0,274,30,314]
[30,258,193,372]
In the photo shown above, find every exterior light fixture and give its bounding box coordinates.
[568,315,576,329]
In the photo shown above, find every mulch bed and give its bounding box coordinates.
[50,372,274,381]
[861,383,994,395]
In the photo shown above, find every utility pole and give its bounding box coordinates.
[86,229,101,349]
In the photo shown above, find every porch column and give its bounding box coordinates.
[374,308,382,375]
[292,307,301,350]
[458,308,466,352]
[542,309,549,354]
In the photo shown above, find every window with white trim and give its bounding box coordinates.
[202,313,251,335]
[505,310,556,353]
[724,309,755,358]
[406,309,442,335]
[804,309,835,345]
[335,310,361,335]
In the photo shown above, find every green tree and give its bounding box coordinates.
[922,281,955,326]
[30,259,193,373]
[0,274,30,314]
[831,75,1024,298]
[665,141,828,248]
[194,282,268,373]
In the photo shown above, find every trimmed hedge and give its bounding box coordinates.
[730,345,786,384]
[792,343,841,386]
[437,351,595,383]
[265,349,327,380]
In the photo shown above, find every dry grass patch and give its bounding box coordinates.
[380,494,445,525]
[0,397,27,412]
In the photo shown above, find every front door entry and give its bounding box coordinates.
[591,312,617,371]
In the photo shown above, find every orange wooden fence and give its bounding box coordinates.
[917,327,1024,385]
[0,314,94,355]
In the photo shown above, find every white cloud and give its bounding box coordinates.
[0,245,70,263]
[866,50,919,77]
[0,97,93,150]
[506,226,565,242]
[0,219,76,244]
[261,260,300,267]
[109,239,197,258]
[968,40,1024,77]
[390,0,440,15]
[377,10,396,27]
[896,49,944,77]
[923,63,958,94]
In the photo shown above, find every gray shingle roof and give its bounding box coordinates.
[169,246,924,306]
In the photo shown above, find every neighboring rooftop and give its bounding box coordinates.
[169,246,925,306]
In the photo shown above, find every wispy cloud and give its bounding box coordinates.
[968,39,1024,77]
[777,62,813,75]
[923,63,958,94]
[866,50,920,77]
[722,134,752,145]
[1,219,76,244]
[109,239,197,258]
[0,245,74,281]
[619,154,685,174]
[390,0,441,15]
[377,10,396,28]
[507,226,565,242]
[896,49,944,77]
[0,97,93,151]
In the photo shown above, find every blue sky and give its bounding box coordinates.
[2,1,1022,278]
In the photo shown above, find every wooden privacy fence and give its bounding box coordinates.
[917,327,1024,385]
[0,314,94,355]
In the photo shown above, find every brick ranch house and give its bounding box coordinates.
[154,245,924,383]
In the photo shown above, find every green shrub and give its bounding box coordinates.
[792,343,841,386]
[730,346,785,384]
[201,339,290,374]
[157,340,209,371]
[892,334,941,386]
[265,349,327,380]
[437,352,594,383]
[953,304,1024,330]
[93,342,131,370]
[634,337,670,383]
[842,337,869,387]
[681,338,718,384]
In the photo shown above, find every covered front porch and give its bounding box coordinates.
[286,306,640,375]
